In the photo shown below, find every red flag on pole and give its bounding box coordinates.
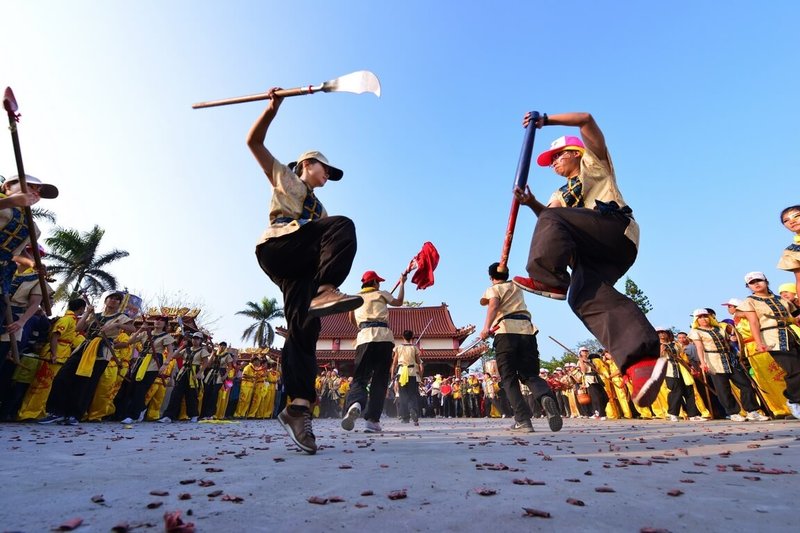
[410,241,439,290]
[391,242,440,293]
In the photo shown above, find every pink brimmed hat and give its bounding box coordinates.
[536,135,586,167]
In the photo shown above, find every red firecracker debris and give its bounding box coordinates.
[474,487,497,496]
[566,498,585,506]
[164,510,196,533]
[147,501,163,509]
[387,489,407,500]
[667,490,684,497]
[523,507,551,518]
[149,490,169,496]
[52,517,83,531]
[308,496,329,505]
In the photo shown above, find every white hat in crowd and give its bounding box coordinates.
[721,298,742,307]
[692,308,710,318]
[744,271,767,284]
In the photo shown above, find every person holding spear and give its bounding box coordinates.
[510,112,664,408]
[479,262,562,432]
[247,88,362,454]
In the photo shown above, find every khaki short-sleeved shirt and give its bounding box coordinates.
[480,281,536,335]
[9,268,43,310]
[688,327,733,374]
[256,159,328,245]
[777,243,800,272]
[145,332,176,371]
[546,148,639,248]
[354,289,394,345]
[394,343,420,377]
[737,295,798,351]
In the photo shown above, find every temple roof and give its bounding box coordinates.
[277,304,476,343]
[316,345,488,362]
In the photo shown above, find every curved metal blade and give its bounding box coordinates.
[322,70,381,97]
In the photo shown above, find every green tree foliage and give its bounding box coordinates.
[236,297,284,348]
[624,276,653,315]
[44,225,129,301]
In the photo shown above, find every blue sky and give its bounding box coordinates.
[2,1,797,361]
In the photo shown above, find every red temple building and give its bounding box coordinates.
[277,304,488,377]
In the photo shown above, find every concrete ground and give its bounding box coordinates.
[0,416,797,532]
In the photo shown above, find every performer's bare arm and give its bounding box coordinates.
[0,192,40,209]
[693,340,709,372]
[6,294,42,334]
[389,350,398,377]
[524,111,608,163]
[388,274,407,306]
[740,310,768,353]
[246,87,284,186]
[480,297,500,340]
[514,185,551,216]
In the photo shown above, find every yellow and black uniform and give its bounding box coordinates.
[689,318,760,417]
[162,341,209,421]
[738,294,800,405]
[200,348,233,418]
[660,340,701,418]
[392,341,422,423]
[48,310,131,421]
[121,329,175,422]
[17,310,81,420]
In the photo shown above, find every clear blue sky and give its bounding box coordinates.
[2,1,797,361]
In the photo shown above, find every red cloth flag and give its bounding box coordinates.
[411,242,439,290]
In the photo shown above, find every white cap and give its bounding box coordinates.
[654,325,670,332]
[555,367,563,371]
[744,272,767,284]
[579,346,589,352]
[721,298,742,307]
[693,308,710,318]
[4,174,59,199]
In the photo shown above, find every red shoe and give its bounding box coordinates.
[512,276,567,300]
[625,357,667,407]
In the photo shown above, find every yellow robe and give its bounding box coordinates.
[86,332,135,421]
[215,368,236,419]
[17,314,82,420]
[736,317,791,417]
[248,367,268,418]
[145,359,176,421]
[234,364,256,418]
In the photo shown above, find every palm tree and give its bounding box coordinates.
[236,297,284,348]
[44,225,130,301]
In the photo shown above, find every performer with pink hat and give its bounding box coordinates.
[510,112,664,408]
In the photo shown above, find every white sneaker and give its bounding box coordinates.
[669,415,680,422]
[158,417,172,423]
[137,410,146,423]
[120,417,134,424]
[364,420,382,433]
[729,414,746,422]
[689,416,707,421]
[746,411,769,422]
[788,402,800,419]
[190,416,198,423]
[341,402,361,431]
